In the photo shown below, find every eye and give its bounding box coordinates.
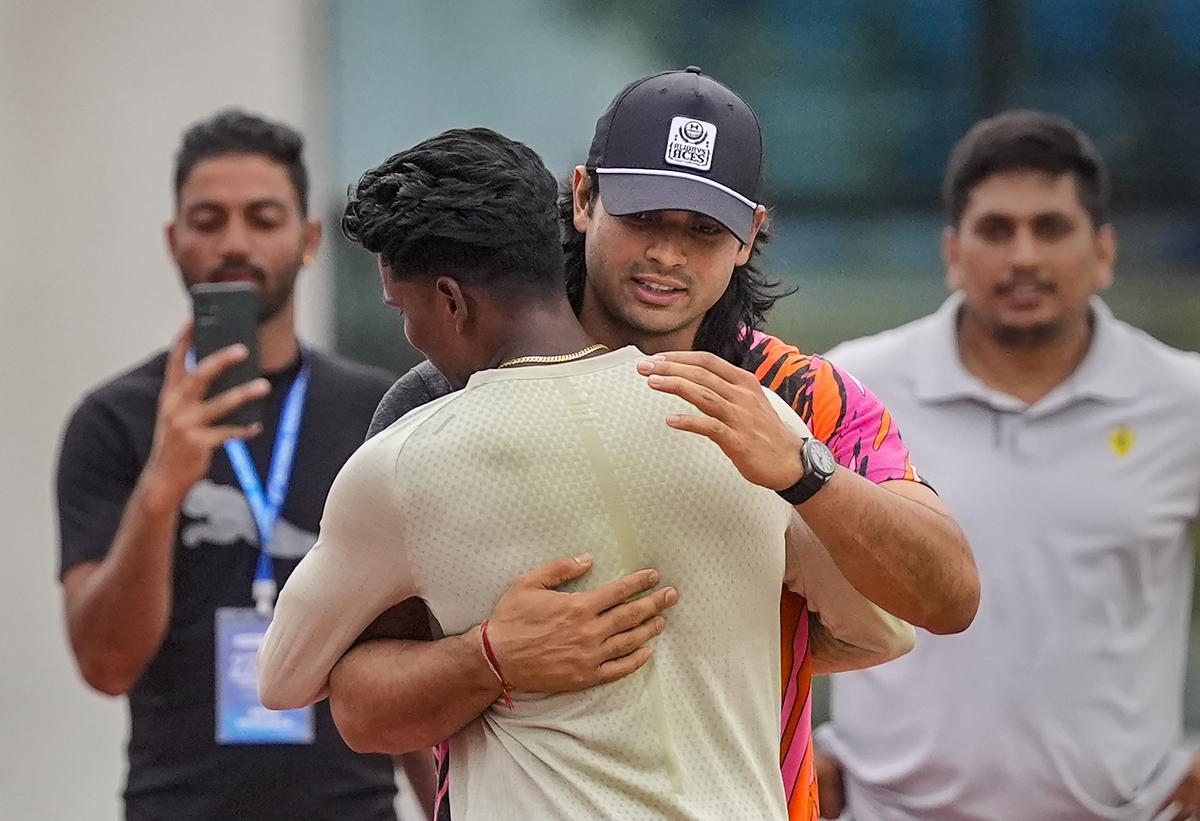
[187,207,225,232]
[249,205,287,230]
[691,220,724,238]
[972,215,1014,243]
[191,218,221,233]
[620,212,656,227]
[1032,213,1075,241]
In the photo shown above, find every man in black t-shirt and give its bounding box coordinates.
[55,110,415,820]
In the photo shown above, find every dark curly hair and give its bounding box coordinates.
[561,171,792,366]
[175,108,309,214]
[342,128,564,297]
[944,110,1110,228]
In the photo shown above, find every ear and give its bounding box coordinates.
[301,218,322,267]
[734,206,768,266]
[572,166,592,233]
[435,276,470,334]
[165,221,180,266]
[942,225,962,291]
[1094,224,1117,292]
[376,258,390,300]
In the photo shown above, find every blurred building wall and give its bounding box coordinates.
[0,2,331,817]
[327,0,667,373]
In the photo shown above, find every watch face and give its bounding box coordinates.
[806,440,838,478]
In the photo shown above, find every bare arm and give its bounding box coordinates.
[640,351,980,635]
[327,557,678,755]
[800,473,976,635]
[258,438,420,711]
[63,473,181,696]
[784,515,915,674]
[328,595,500,755]
[63,331,265,695]
[332,632,500,755]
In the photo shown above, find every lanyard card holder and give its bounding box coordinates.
[215,607,314,745]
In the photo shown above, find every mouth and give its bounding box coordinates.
[630,275,687,307]
[997,281,1054,310]
[210,266,264,286]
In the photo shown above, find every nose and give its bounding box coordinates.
[644,231,687,270]
[217,217,252,260]
[1008,225,1041,271]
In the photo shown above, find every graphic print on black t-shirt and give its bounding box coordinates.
[57,348,400,821]
[180,478,316,556]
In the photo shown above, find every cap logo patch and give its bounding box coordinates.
[665,116,716,171]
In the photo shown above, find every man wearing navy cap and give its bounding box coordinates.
[588,66,763,245]
[326,69,979,820]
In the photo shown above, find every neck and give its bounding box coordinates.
[257,298,301,373]
[489,299,600,368]
[956,307,1093,405]
[577,295,699,356]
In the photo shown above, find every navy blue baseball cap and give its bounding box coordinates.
[586,66,763,244]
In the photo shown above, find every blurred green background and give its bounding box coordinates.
[324,1,1200,725]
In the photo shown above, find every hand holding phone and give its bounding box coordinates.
[146,315,269,504]
[190,282,263,427]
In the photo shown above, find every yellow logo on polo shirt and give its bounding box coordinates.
[1109,426,1135,457]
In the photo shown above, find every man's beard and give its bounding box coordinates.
[992,319,1063,348]
[205,258,301,323]
[989,272,1062,347]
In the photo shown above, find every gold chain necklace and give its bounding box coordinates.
[497,343,609,369]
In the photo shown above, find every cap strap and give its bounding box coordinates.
[596,167,758,210]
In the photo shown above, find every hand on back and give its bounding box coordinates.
[487,554,678,692]
[639,351,806,491]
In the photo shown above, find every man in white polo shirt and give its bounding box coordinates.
[813,111,1200,820]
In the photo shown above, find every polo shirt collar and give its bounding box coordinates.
[913,292,1137,411]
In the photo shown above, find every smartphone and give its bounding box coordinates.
[190,282,262,427]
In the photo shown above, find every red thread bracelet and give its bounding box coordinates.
[479,619,514,710]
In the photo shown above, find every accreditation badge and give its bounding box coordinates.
[215,607,314,744]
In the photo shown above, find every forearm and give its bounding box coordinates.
[800,470,979,634]
[329,631,501,755]
[809,616,913,676]
[66,468,180,695]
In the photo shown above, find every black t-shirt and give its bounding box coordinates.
[57,348,399,821]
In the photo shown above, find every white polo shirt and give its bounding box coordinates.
[818,294,1200,821]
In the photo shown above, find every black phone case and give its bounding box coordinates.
[190,282,262,428]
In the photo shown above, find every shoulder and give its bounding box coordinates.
[82,350,168,408]
[59,352,166,475]
[372,388,466,450]
[356,389,467,488]
[306,348,395,396]
[742,329,818,390]
[742,330,866,440]
[63,351,166,436]
[382,360,452,409]
[1111,319,1200,399]
[368,360,454,438]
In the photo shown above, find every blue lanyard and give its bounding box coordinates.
[186,351,310,615]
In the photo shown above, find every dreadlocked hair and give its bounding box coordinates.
[343,128,564,296]
[560,171,793,367]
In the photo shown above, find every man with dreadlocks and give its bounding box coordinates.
[325,69,979,820]
[258,126,915,820]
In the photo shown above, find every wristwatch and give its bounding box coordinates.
[776,438,837,506]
